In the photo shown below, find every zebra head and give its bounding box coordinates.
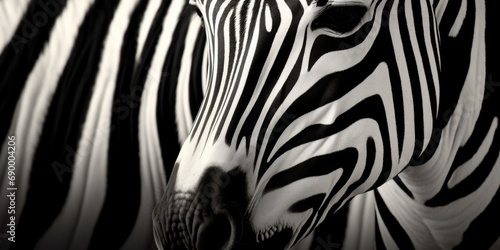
[154,0,458,248]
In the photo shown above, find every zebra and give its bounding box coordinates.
[151,0,500,249]
[0,0,208,249]
[0,0,499,250]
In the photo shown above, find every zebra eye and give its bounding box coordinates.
[312,5,367,33]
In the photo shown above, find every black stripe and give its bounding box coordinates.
[0,0,68,145]
[454,187,500,249]
[289,193,326,213]
[393,176,414,199]
[375,214,388,250]
[189,28,207,118]
[156,2,191,180]
[432,0,441,10]
[374,190,415,250]
[263,148,358,194]
[426,0,441,95]
[14,1,120,249]
[485,0,500,118]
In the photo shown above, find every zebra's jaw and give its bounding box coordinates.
[153,164,303,249]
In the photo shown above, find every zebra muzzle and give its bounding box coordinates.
[153,167,248,250]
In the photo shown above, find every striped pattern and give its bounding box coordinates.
[0,0,499,249]
[156,0,500,249]
[0,0,205,249]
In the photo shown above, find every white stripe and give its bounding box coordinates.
[136,0,162,62]
[448,117,497,189]
[264,4,272,32]
[201,37,209,94]
[490,236,500,250]
[0,0,31,51]
[449,0,467,37]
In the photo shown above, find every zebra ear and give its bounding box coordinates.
[312,5,367,34]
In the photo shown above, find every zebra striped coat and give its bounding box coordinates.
[0,0,200,249]
[1,0,499,250]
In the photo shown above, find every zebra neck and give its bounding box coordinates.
[375,17,500,245]
[377,106,500,249]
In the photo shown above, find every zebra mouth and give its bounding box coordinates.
[256,225,291,243]
[232,226,293,250]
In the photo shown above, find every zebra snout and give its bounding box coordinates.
[153,167,249,250]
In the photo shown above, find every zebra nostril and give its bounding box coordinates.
[196,214,233,250]
[153,167,248,249]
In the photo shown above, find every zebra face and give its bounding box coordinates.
[154,0,440,249]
